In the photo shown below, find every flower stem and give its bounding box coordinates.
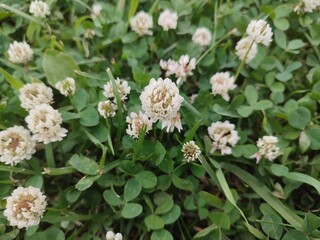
[45,143,55,168]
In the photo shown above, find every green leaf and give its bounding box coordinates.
[276,71,292,82]
[305,128,320,150]
[69,154,99,175]
[43,49,79,87]
[261,214,283,240]
[135,171,157,189]
[25,175,43,188]
[44,226,65,240]
[121,203,143,219]
[253,100,273,110]
[103,189,123,206]
[171,174,193,191]
[270,164,289,177]
[151,229,173,240]
[237,105,253,117]
[287,39,305,50]
[299,131,310,153]
[71,89,89,112]
[79,106,100,127]
[0,67,24,89]
[221,163,303,229]
[154,192,174,214]
[285,172,320,195]
[209,212,230,230]
[128,0,139,20]
[75,175,100,191]
[124,178,142,201]
[244,85,258,105]
[288,107,311,130]
[303,213,320,234]
[199,191,223,208]
[193,224,218,239]
[144,214,164,230]
[282,230,308,240]
[274,29,287,49]
[274,18,289,31]
[161,204,181,225]
[154,141,166,165]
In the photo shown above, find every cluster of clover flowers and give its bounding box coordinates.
[2,0,318,237]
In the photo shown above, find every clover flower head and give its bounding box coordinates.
[106,230,123,240]
[130,11,153,36]
[246,19,273,46]
[182,141,201,162]
[29,0,50,18]
[4,186,47,229]
[25,104,68,144]
[252,136,281,163]
[91,3,102,18]
[0,126,36,166]
[7,41,33,64]
[235,37,258,63]
[140,77,183,122]
[103,78,131,102]
[19,82,53,110]
[210,72,237,101]
[55,77,76,96]
[98,100,118,118]
[161,112,182,133]
[126,111,153,138]
[208,121,240,155]
[158,9,178,31]
[192,27,212,46]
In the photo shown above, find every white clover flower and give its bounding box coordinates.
[140,77,183,122]
[158,9,178,31]
[252,136,281,163]
[161,112,182,133]
[25,104,68,144]
[29,1,50,19]
[19,83,53,110]
[192,27,212,46]
[98,100,117,118]
[7,41,33,64]
[91,3,102,18]
[208,121,240,155]
[182,141,201,162]
[294,0,320,12]
[126,111,153,139]
[130,11,153,36]
[160,55,196,85]
[106,230,123,240]
[246,19,273,46]
[103,78,131,102]
[0,126,36,166]
[84,29,96,39]
[210,72,237,101]
[55,77,76,97]
[235,37,258,63]
[4,186,47,229]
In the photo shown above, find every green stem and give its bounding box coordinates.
[234,40,255,82]
[106,68,123,151]
[182,96,202,118]
[0,165,38,175]
[45,143,55,168]
[42,166,75,176]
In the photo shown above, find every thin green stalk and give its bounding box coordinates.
[42,167,75,176]
[0,3,45,26]
[0,165,38,175]
[133,126,147,161]
[106,68,123,151]
[182,97,202,118]
[234,40,255,82]
[45,143,55,168]
[149,0,160,15]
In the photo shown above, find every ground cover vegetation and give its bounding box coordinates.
[0,0,320,239]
